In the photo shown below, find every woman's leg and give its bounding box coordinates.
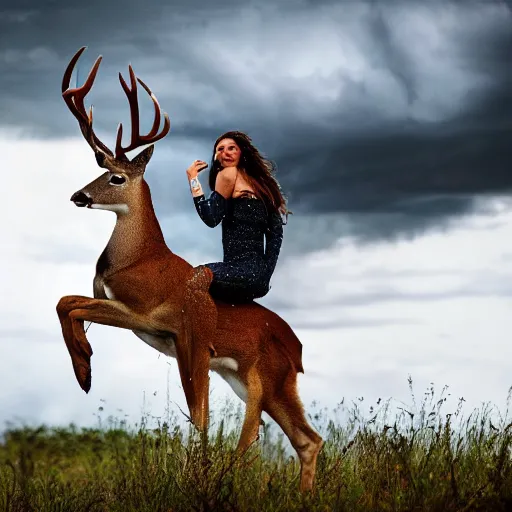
[204,262,269,303]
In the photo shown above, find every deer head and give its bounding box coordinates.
[62,47,170,214]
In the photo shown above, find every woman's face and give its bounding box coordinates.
[215,138,242,168]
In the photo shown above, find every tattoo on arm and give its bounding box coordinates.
[190,176,204,197]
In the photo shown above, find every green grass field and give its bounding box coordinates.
[1,381,511,511]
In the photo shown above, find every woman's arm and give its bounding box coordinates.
[190,166,237,228]
[265,211,284,277]
[194,191,228,228]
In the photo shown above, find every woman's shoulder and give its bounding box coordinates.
[215,166,238,199]
[217,166,238,181]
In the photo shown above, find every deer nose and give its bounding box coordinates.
[70,190,92,207]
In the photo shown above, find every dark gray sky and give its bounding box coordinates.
[2,0,512,246]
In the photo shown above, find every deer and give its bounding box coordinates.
[56,47,323,492]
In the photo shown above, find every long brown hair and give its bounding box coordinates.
[208,131,292,221]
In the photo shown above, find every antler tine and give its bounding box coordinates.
[115,66,171,160]
[62,47,114,157]
[137,77,170,140]
[116,66,140,160]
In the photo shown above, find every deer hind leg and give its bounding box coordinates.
[264,373,323,492]
[236,366,263,454]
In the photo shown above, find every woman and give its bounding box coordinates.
[186,131,289,303]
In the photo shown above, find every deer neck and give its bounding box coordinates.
[99,180,169,273]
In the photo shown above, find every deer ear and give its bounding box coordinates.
[131,145,154,169]
[95,150,119,171]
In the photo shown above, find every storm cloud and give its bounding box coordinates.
[1,0,511,246]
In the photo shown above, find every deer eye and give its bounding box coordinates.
[109,174,126,186]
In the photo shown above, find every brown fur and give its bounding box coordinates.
[57,47,323,492]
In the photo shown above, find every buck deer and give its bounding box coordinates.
[56,47,323,492]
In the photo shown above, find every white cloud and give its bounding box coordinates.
[261,195,512,416]
[274,197,512,309]
[0,131,186,428]
[1,131,511,434]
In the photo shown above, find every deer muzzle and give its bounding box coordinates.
[71,190,93,208]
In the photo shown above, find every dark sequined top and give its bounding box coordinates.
[194,191,284,303]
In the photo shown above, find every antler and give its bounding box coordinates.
[62,46,171,164]
[62,46,114,158]
[115,66,171,161]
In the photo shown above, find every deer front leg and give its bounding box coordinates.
[57,296,94,392]
[56,295,171,392]
[181,265,218,431]
[175,333,211,432]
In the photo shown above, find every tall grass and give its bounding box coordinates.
[1,380,511,511]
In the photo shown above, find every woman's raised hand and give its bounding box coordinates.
[186,160,209,179]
